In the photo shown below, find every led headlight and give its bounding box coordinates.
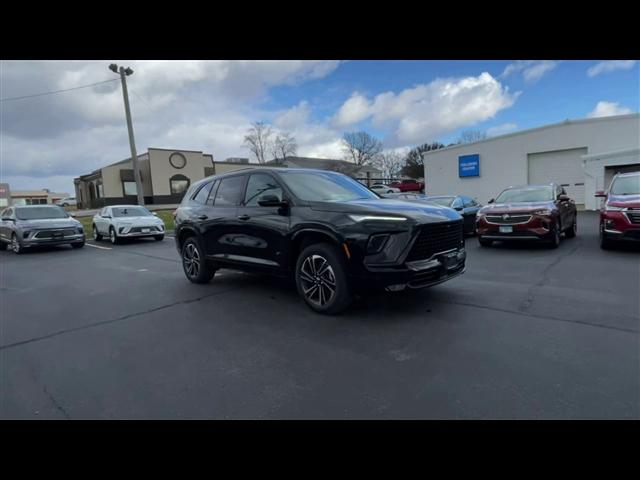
[348,214,407,222]
[532,209,552,215]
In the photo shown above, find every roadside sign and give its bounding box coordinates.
[459,154,480,177]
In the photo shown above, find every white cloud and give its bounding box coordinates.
[487,123,518,137]
[501,60,559,83]
[274,101,311,130]
[587,101,633,118]
[330,73,518,144]
[587,60,636,77]
[331,92,371,128]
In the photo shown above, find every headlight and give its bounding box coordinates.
[348,214,407,222]
[532,209,552,215]
[605,205,624,212]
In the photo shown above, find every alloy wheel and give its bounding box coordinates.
[93,226,100,240]
[110,229,116,244]
[11,235,21,253]
[299,254,336,307]
[183,242,201,279]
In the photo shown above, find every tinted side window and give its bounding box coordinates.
[192,181,214,204]
[243,174,283,207]
[213,176,245,207]
[451,198,463,209]
[206,180,219,206]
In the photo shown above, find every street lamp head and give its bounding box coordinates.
[108,63,119,73]
[124,67,134,76]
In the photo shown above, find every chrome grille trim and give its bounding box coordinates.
[485,215,532,225]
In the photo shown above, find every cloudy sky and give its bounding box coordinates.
[1,60,638,194]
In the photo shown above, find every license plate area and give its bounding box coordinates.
[141,228,150,233]
[52,232,64,239]
[499,226,513,233]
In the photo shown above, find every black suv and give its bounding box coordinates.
[174,168,466,314]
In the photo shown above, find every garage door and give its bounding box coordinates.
[528,148,588,205]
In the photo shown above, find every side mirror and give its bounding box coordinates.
[454,206,463,211]
[102,214,111,219]
[152,212,158,216]
[558,194,570,201]
[488,198,495,204]
[258,195,288,208]
[594,190,607,198]
[69,213,76,218]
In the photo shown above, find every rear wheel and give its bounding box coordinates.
[182,237,216,283]
[478,236,492,247]
[295,242,353,314]
[92,225,103,241]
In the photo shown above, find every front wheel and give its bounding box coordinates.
[109,227,119,245]
[93,225,103,241]
[11,234,24,254]
[548,220,561,249]
[295,243,353,314]
[599,223,613,250]
[565,215,577,238]
[182,237,216,283]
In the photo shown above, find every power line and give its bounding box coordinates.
[0,78,120,102]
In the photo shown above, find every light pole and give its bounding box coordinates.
[109,63,145,206]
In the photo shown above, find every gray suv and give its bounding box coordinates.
[0,205,85,254]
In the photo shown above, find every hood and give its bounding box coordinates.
[607,194,640,208]
[479,201,554,214]
[17,218,81,229]
[309,198,462,223]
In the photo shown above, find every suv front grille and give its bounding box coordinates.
[406,221,463,262]
[625,210,640,224]
[35,229,76,238]
[485,214,532,224]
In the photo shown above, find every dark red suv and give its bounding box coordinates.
[595,171,640,249]
[476,184,577,248]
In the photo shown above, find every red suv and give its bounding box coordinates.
[595,171,640,249]
[476,184,577,248]
[389,179,425,192]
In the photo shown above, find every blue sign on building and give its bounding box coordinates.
[459,154,480,177]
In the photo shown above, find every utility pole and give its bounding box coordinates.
[109,63,144,206]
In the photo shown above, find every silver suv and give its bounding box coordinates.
[0,205,85,254]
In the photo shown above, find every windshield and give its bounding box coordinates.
[16,206,69,220]
[427,197,455,207]
[112,207,152,217]
[610,175,640,195]
[279,171,379,202]
[495,186,553,203]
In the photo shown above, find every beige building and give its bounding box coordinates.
[1,186,69,206]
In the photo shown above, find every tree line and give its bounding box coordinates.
[243,121,486,179]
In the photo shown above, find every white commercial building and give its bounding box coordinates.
[423,114,640,210]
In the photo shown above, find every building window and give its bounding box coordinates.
[123,181,137,196]
[98,183,104,198]
[170,174,190,196]
[169,152,187,169]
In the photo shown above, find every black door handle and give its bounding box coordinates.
[197,215,208,220]
[237,215,251,221]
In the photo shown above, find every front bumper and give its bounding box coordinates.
[476,215,553,241]
[21,233,85,247]
[350,248,466,290]
[601,211,640,242]
[116,225,164,238]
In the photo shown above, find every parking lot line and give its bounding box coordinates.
[85,243,112,250]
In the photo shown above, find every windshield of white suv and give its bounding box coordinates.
[610,175,640,195]
[279,171,379,202]
[495,186,554,203]
[112,207,153,217]
[15,206,69,220]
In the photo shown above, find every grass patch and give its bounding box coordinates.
[76,209,175,235]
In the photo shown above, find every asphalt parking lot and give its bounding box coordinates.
[1,211,638,419]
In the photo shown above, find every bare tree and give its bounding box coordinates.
[342,131,383,166]
[458,129,487,144]
[243,121,273,164]
[375,151,404,179]
[271,132,297,163]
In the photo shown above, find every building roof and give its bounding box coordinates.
[11,190,69,197]
[423,113,640,156]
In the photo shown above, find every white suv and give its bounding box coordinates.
[92,205,165,244]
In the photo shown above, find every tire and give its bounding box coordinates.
[109,227,119,245]
[11,233,24,254]
[295,242,353,314]
[71,241,85,249]
[92,224,103,241]
[548,220,561,249]
[599,223,613,250]
[181,236,216,284]
[154,235,164,241]
[478,236,492,247]
[565,215,577,238]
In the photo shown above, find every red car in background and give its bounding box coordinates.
[595,171,640,249]
[389,179,425,192]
